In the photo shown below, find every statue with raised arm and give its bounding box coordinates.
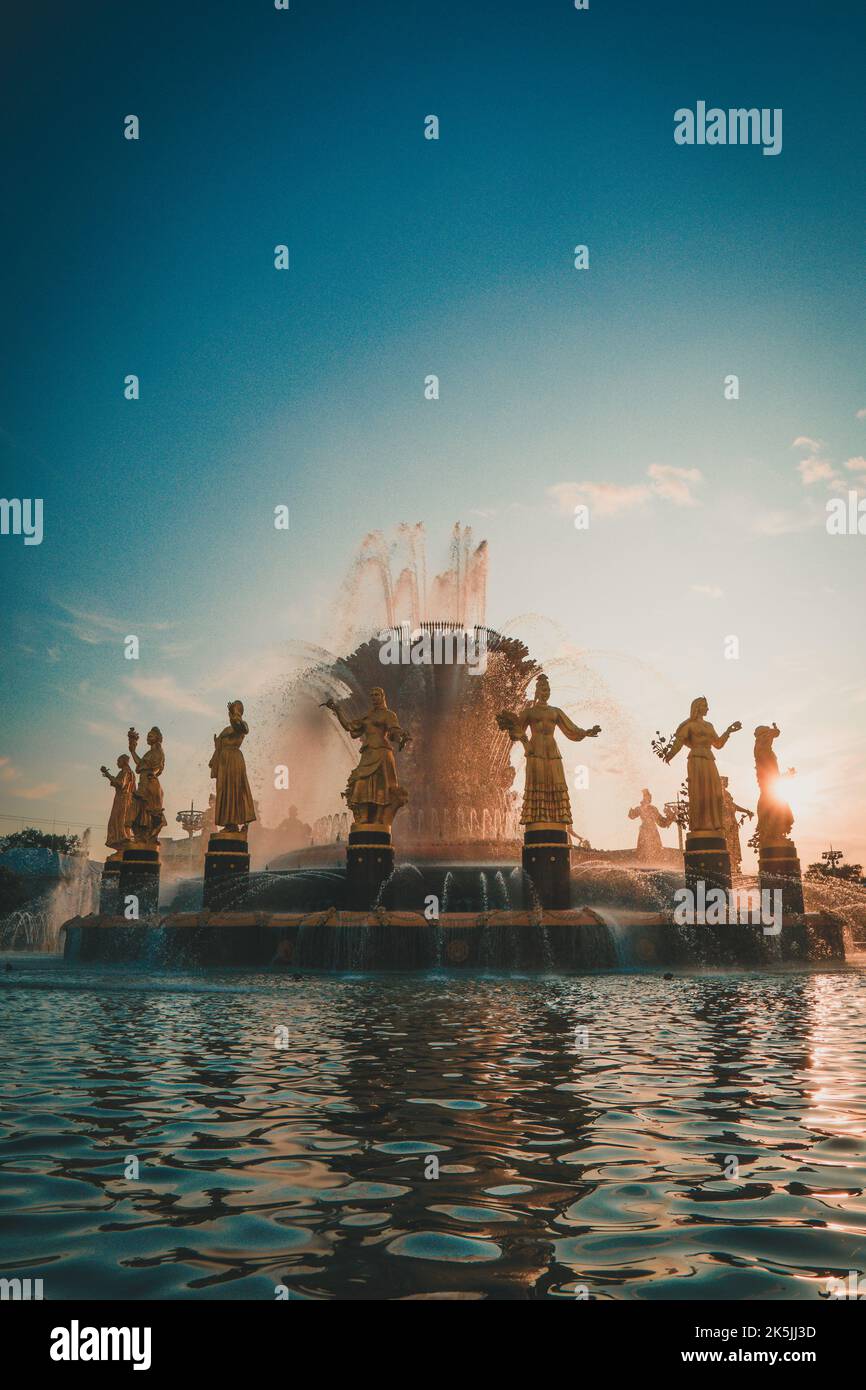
[127,726,166,845]
[753,723,795,847]
[662,696,741,834]
[628,788,672,862]
[209,700,256,833]
[100,753,135,857]
[720,775,753,873]
[322,686,410,830]
[497,674,601,826]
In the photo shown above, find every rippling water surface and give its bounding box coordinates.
[2,959,866,1300]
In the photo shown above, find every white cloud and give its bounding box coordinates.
[797,457,838,486]
[54,602,174,647]
[548,464,703,518]
[548,480,649,517]
[792,436,825,452]
[691,584,723,598]
[845,456,866,473]
[752,507,820,536]
[17,782,60,801]
[0,756,60,800]
[85,720,125,741]
[647,464,703,507]
[124,674,216,717]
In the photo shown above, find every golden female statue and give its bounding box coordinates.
[497,674,600,826]
[628,788,672,862]
[663,697,741,833]
[753,723,795,846]
[100,753,135,857]
[323,687,410,829]
[720,775,752,872]
[127,727,166,845]
[209,700,256,833]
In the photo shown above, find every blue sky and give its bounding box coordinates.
[1,0,864,863]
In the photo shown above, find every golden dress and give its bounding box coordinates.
[721,789,744,867]
[345,708,403,811]
[668,718,726,833]
[209,723,256,827]
[511,704,590,825]
[130,745,166,841]
[628,800,671,860]
[105,766,135,850]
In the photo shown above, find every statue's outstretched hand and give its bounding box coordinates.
[728,721,742,734]
[587,724,602,738]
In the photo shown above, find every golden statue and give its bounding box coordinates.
[628,788,673,862]
[100,753,135,858]
[209,700,257,833]
[127,727,166,845]
[720,775,752,872]
[663,696,741,833]
[754,723,795,847]
[323,687,410,829]
[497,674,600,826]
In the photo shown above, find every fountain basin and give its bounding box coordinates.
[60,908,845,971]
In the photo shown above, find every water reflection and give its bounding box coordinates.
[1,961,865,1299]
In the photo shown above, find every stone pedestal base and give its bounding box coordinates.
[203,832,250,909]
[522,824,571,909]
[346,829,394,911]
[684,832,732,894]
[99,859,122,914]
[117,844,160,917]
[759,840,805,914]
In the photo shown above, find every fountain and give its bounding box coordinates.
[1,847,99,952]
[58,524,848,971]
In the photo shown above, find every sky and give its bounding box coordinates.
[1,0,864,869]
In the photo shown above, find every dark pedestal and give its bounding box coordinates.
[346,829,394,911]
[117,845,160,917]
[522,825,571,909]
[684,832,732,894]
[99,860,121,914]
[759,840,805,914]
[203,833,250,909]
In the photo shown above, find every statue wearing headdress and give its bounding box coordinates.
[663,696,741,834]
[209,700,256,832]
[100,754,135,858]
[720,775,752,873]
[323,687,410,829]
[127,726,167,845]
[753,723,795,847]
[628,788,672,862]
[497,674,601,826]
